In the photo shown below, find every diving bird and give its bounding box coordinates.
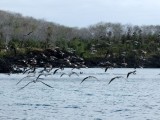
[108,76,123,84]
[127,70,136,78]
[80,76,99,84]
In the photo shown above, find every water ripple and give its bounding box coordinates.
[64,105,80,109]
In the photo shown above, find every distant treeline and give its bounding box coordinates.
[0,10,160,67]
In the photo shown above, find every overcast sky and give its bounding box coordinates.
[0,0,160,27]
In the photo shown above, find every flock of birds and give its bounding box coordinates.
[15,65,137,90]
[11,31,139,90]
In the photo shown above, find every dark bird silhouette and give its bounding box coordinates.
[69,71,79,77]
[80,76,99,84]
[28,67,36,74]
[108,76,123,84]
[60,73,67,77]
[127,70,136,78]
[53,68,60,74]
[35,73,45,81]
[23,31,33,36]
[23,68,30,74]
[104,66,112,72]
[105,67,109,72]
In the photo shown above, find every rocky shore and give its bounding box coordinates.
[0,48,160,73]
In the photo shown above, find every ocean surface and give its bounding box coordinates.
[0,68,160,120]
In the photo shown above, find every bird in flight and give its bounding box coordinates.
[108,76,123,84]
[19,79,53,90]
[23,31,33,36]
[53,68,60,74]
[80,76,99,84]
[127,70,136,78]
[16,75,35,85]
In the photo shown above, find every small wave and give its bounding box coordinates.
[121,94,133,97]
[15,103,52,107]
[64,105,80,109]
[85,93,94,96]
[73,89,80,92]
[94,118,103,120]
[111,109,131,113]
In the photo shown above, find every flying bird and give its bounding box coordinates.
[23,31,33,36]
[69,71,79,77]
[35,73,51,81]
[105,67,109,72]
[60,73,68,77]
[108,76,123,84]
[16,75,35,85]
[80,76,99,84]
[127,70,136,78]
[19,80,53,90]
[53,68,60,74]
[60,72,79,77]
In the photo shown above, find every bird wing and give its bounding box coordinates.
[19,81,33,90]
[69,72,79,77]
[60,73,67,77]
[127,70,136,78]
[53,68,60,74]
[80,76,98,84]
[35,74,45,81]
[16,75,34,85]
[23,68,31,74]
[38,81,53,88]
[108,76,123,84]
[127,72,131,78]
[105,67,108,72]
[108,77,116,84]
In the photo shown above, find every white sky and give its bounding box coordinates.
[0,0,160,27]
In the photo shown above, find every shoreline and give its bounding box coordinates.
[0,48,160,73]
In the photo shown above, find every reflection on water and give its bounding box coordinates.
[0,68,160,120]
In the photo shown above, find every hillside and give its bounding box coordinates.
[0,10,160,71]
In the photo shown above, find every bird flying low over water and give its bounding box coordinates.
[80,76,99,84]
[69,72,79,77]
[16,75,35,85]
[127,70,136,78]
[53,68,60,74]
[60,71,79,77]
[60,73,67,77]
[105,67,109,72]
[19,80,53,90]
[108,76,123,84]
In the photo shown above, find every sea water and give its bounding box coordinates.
[0,68,160,120]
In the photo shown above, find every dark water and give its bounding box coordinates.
[0,68,160,120]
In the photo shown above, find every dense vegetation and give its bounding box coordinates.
[0,10,160,68]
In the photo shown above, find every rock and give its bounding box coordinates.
[0,58,13,73]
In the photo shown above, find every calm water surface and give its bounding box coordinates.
[0,68,160,120]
